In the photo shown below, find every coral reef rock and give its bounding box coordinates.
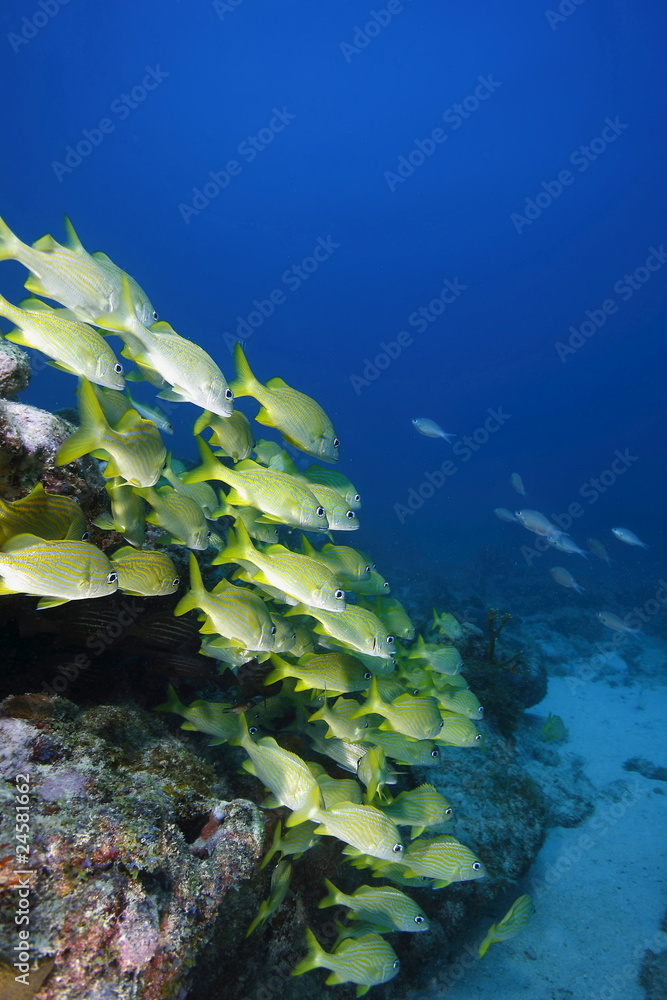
[0,340,31,399]
[0,693,264,1000]
[0,400,106,517]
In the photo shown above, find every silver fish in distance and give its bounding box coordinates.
[611,527,648,549]
[412,418,455,441]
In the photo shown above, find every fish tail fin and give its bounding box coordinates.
[214,518,255,567]
[55,379,105,466]
[228,710,251,748]
[477,923,498,959]
[0,217,19,261]
[263,653,290,686]
[259,820,283,871]
[350,676,381,719]
[154,683,186,717]
[245,900,268,937]
[173,553,205,615]
[230,342,260,398]
[317,879,341,909]
[182,436,231,486]
[292,928,327,976]
[193,410,212,436]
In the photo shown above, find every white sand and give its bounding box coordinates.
[408,672,667,1000]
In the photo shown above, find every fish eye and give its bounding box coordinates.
[414,916,424,924]
[335,589,345,600]
[206,530,212,538]
[438,720,444,729]
[355,494,361,503]
[392,843,403,854]
[316,506,326,517]
[225,388,233,400]
[445,807,453,815]
[431,749,440,758]
[113,362,123,374]
[383,582,390,590]
[81,531,90,541]
[364,565,371,574]
[271,625,277,635]
[475,734,482,741]
[173,577,180,587]
[387,635,395,645]
[107,571,118,584]
[472,862,481,870]
[393,960,401,970]
[412,689,419,696]
[248,726,258,735]
[345,510,356,520]
[363,671,372,680]
[152,310,159,321]
[333,437,340,448]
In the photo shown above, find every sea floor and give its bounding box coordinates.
[403,669,667,1000]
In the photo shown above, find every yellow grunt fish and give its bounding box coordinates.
[195,408,254,461]
[292,928,399,996]
[93,478,146,548]
[478,894,535,958]
[0,533,118,608]
[133,486,209,550]
[0,294,125,389]
[0,483,87,545]
[110,546,180,597]
[231,343,340,462]
[0,215,156,326]
[56,378,166,487]
[286,603,396,659]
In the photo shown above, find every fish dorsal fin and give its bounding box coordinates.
[2,532,47,552]
[63,216,85,253]
[16,483,47,503]
[17,297,55,313]
[110,545,135,560]
[266,376,289,389]
[32,233,60,253]
[149,320,179,336]
[234,459,261,472]
[115,409,144,432]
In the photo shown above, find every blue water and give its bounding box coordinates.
[2,0,666,585]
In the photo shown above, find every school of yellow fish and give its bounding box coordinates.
[0,217,532,995]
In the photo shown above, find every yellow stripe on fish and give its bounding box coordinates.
[292,929,399,995]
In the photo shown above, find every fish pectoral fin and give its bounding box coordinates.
[36,596,70,610]
[47,360,79,376]
[93,513,116,530]
[157,387,187,402]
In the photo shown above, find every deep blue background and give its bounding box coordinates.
[2,0,666,605]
